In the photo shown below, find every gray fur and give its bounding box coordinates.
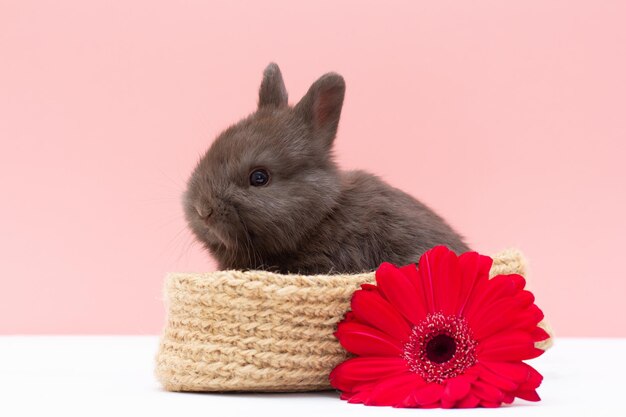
[183,63,469,274]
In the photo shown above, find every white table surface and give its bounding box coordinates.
[0,337,624,416]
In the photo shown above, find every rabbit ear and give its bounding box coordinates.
[258,63,288,108]
[295,72,345,149]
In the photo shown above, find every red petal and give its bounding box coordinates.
[345,390,370,404]
[480,330,535,349]
[360,283,378,291]
[457,251,493,315]
[398,392,418,408]
[488,305,544,338]
[515,389,541,402]
[515,289,536,306]
[416,246,455,313]
[441,398,456,409]
[478,331,544,361]
[474,364,519,391]
[412,383,444,406]
[442,376,472,402]
[470,298,526,339]
[366,372,425,407]
[398,264,429,321]
[341,311,357,323]
[518,363,543,390]
[480,361,532,384]
[420,401,441,409]
[350,287,412,342]
[531,326,550,342]
[464,274,526,322]
[472,302,544,341]
[341,380,378,404]
[471,380,504,403]
[480,344,544,362]
[456,393,480,408]
[335,322,403,356]
[339,391,352,400]
[401,262,434,317]
[430,247,462,315]
[329,357,409,392]
[375,262,427,325]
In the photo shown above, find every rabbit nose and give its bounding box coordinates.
[195,205,214,220]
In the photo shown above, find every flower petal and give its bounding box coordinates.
[457,251,493,315]
[456,394,480,408]
[442,376,472,403]
[515,389,541,402]
[517,363,543,390]
[478,330,544,361]
[343,390,371,404]
[470,291,542,340]
[416,246,464,314]
[478,304,544,340]
[341,311,357,323]
[350,286,412,342]
[474,364,519,391]
[531,326,551,342]
[401,262,433,317]
[412,383,444,406]
[416,246,450,313]
[335,321,403,356]
[399,264,429,319]
[329,357,409,392]
[480,361,533,384]
[472,380,504,403]
[430,247,462,315]
[464,274,526,322]
[510,304,545,331]
[375,262,427,325]
[366,372,425,407]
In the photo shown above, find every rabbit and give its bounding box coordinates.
[183,63,470,275]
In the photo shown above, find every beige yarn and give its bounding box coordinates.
[155,249,553,392]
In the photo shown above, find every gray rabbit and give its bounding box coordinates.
[183,63,469,274]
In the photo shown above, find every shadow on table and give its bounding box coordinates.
[166,390,340,400]
[159,389,539,408]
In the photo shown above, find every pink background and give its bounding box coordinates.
[1,1,625,336]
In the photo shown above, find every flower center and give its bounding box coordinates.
[403,313,478,383]
[426,334,457,363]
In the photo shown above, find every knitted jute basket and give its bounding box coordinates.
[155,249,553,392]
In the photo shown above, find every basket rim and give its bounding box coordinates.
[164,269,377,292]
[164,248,526,289]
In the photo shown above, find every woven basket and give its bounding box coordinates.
[155,249,552,392]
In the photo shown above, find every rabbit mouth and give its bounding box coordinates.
[204,219,246,251]
[202,224,230,248]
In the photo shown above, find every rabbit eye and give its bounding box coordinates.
[249,168,270,186]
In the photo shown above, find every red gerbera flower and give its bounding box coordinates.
[330,246,549,408]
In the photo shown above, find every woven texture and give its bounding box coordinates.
[155,249,552,392]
